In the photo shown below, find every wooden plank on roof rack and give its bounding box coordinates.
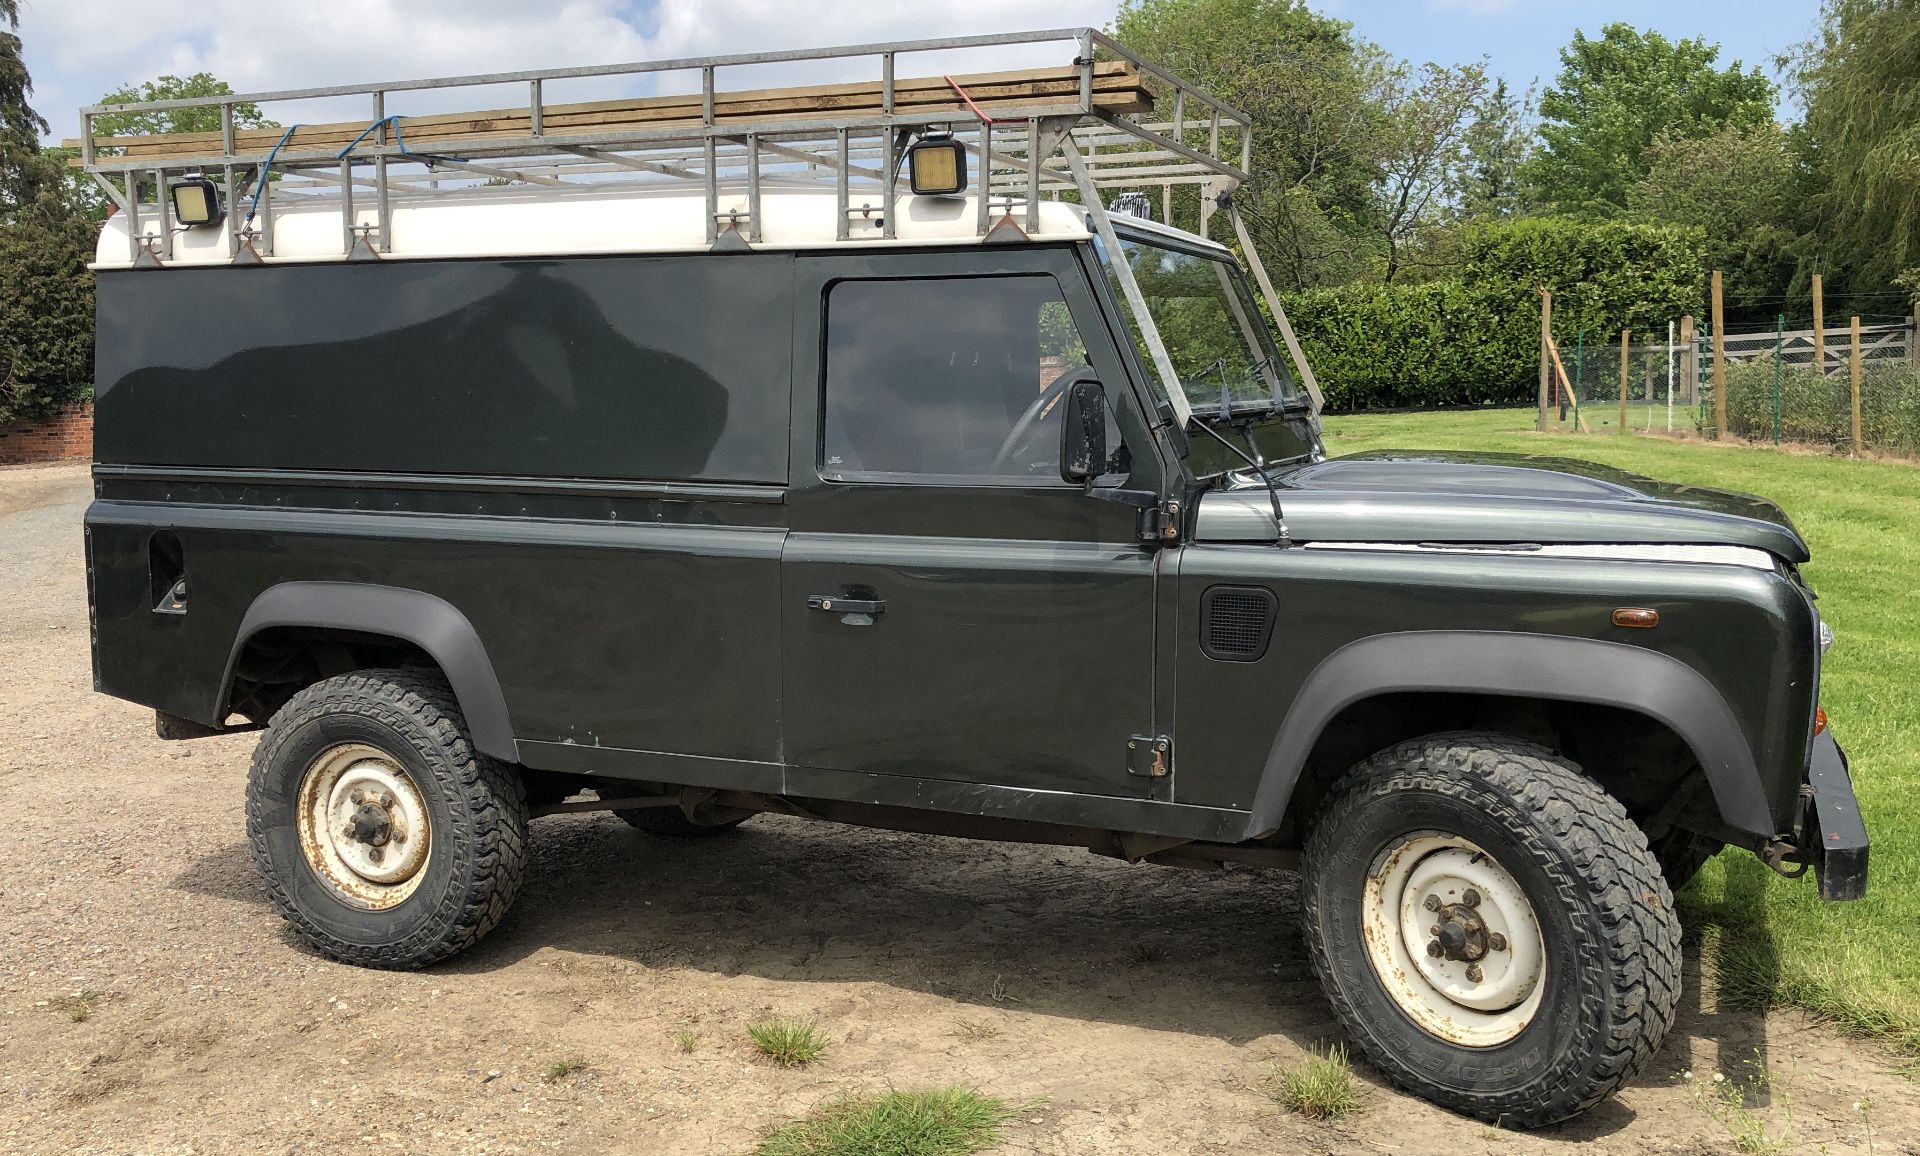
[69,62,1154,163]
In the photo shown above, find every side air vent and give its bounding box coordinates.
[1200,585,1277,662]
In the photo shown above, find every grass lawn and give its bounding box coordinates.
[1319,406,1920,1055]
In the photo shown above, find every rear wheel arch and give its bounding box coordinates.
[1245,630,1773,843]
[222,582,518,762]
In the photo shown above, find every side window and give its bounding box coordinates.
[822,275,1122,485]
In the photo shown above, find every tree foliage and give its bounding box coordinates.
[92,73,275,139]
[1795,0,1920,295]
[1117,0,1390,289]
[0,0,96,423]
[1523,24,1775,217]
[1629,122,1805,323]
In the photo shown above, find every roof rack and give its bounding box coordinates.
[72,29,1249,260]
[71,28,1323,418]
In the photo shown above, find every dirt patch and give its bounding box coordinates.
[2,467,1914,1154]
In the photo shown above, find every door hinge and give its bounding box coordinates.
[1137,499,1181,544]
[1127,734,1172,778]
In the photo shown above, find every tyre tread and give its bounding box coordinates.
[1300,731,1683,1128]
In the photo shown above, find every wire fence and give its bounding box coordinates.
[1545,320,1920,456]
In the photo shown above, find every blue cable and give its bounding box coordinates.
[244,123,300,226]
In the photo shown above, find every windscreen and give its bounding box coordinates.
[1096,232,1304,417]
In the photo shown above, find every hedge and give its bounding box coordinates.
[1281,218,1706,411]
[0,210,96,426]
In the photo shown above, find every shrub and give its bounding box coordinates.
[0,208,96,426]
[1281,218,1705,411]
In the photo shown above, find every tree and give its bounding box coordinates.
[0,0,52,213]
[1629,122,1804,324]
[1458,79,1533,220]
[1522,24,1775,217]
[1116,0,1391,290]
[1794,0,1920,296]
[0,1,94,424]
[1371,60,1487,281]
[91,72,275,139]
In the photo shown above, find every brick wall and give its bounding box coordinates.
[0,402,93,466]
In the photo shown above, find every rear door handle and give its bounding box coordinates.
[807,595,886,614]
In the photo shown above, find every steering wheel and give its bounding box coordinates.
[988,366,1102,476]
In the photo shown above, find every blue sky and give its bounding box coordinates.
[1349,0,1820,116]
[20,0,1825,143]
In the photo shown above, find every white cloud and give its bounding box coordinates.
[21,0,1120,142]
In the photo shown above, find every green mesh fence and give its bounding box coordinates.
[1718,334,1920,455]
[1548,333,1694,433]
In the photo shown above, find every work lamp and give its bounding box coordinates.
[170,176,223,227]
[906,134,967,196]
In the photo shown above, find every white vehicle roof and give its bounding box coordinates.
[93,188,1234,268]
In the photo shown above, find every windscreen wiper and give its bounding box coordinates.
[1186,417,1293,548]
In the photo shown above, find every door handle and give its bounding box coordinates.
[807,595,886,615]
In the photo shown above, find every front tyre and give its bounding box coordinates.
[1300,733,1681,1128]
[245,670,529,969]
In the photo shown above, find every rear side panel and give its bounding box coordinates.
[89,253,796,763]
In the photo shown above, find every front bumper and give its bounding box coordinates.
[1802,731,1869,901]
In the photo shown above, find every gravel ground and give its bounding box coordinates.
[1,461,1915,1155]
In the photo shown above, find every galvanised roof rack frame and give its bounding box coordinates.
[76,28,1321,418]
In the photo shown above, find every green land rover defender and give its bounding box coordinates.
[79,30,1865,1128]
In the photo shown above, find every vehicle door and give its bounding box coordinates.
[780,245,1169,800]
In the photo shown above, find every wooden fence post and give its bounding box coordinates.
[1619,328,1630,434]
[1537,289,1552,432]
[1813,273,1826,375]
[1680,314,1696,405]
[1711,271,1727,438]
[1851,315,1864,455]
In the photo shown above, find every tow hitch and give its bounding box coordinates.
[1766,731,1869,901]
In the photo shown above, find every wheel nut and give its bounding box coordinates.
[1461,888,1481,908]
[350,789,367,805]
[379,792,394,808]
[1488,932,1508,952]
[368,846,384,864]
[393,829,407,843]
[1465,964,1483,983]
[1423,895,1442,912]
[1426,939,1444,958]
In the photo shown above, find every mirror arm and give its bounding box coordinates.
[1083,485,1176,545]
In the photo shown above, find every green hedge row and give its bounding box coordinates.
[0,211,96,427]
[1281,218,1705,410]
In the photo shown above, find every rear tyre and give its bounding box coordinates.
[245,669,529,969]
[1300,732,1682,1128]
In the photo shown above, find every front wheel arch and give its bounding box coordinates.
[1244,630,1777,843]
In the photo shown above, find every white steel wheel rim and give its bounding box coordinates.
[295,743,432,910]
[1360,832,1546,1048]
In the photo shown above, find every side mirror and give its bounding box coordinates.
[1059,378,1108,484]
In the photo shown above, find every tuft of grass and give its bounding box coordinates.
[756,1088,1012,1156]
[541,1057,589,1083]
[53,991,101,1023]
[1322,407,1920,1056]
[1682,1052,1793,1154]
[952,1018,1002,1041]
[1266,1044,1364,1121]
[675,1027,700,1054]
[748,1016,829,1068]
